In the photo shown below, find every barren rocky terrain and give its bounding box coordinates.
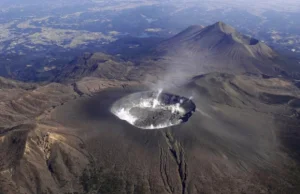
[1,70,300,194]
[0,22,300,194]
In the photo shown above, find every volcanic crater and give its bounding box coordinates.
[111,90,196,129]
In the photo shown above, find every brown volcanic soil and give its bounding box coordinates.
[0,76,139,194]
[1,22,300,194]
[47,73,300,194]
[0,72,300,193]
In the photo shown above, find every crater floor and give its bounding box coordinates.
[111,90,196,129]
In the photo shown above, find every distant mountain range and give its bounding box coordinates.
[155,21,293,78]
[12,21,300,84]
[49,22,293,84]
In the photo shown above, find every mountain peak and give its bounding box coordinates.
[170,25,204,40]
[209,21,236,34]
[156,21,280,77]
[186,25,204,31]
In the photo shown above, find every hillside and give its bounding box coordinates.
[155,22,290,77]
[1,72,300,193]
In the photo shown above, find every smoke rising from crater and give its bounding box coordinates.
[148,48,210,91]
[111,91,196,129]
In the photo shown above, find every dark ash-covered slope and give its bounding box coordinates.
[49,73,300,194]
[1,66,300,193]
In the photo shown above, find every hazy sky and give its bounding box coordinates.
[166,0,300,12]
[0,0,299,15]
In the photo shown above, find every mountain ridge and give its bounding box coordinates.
[157,21,276,57]
[155,21,284,78]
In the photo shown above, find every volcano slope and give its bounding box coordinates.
[155,22,295,78]
[0,69,300,194]
[47,73,300,194]
[0,76,139,194]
